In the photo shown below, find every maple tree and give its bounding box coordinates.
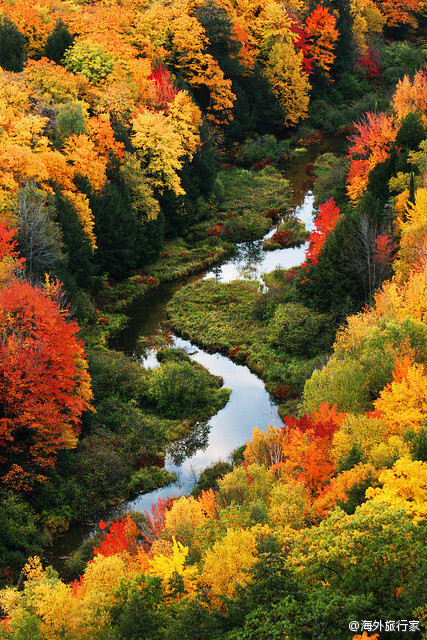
[202,527,258,600]
[374,356,427,435]
[346,112,398,203]
[149,64,178,111]
[366,457,427,522]
[392,68,427,127]
[375,0,424,28]
[304,197,341,265]
[0,280,93,490]
[304,5,339,74]
[263,41,311,126]
[164,495,206,546]
[24,58,80,104]
[0,221,25,287]
[373,262,427,324]
[93,514,140,557]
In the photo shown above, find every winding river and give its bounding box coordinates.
[45,137,346,570]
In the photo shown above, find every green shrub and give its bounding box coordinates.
[148,361,211,418]
[156,347,191,364]
[127,468,177,494]
[56,100,87,137]
[0,492,42,580]
[380,42,426,85]
[239,134,291,164]
[268,303,333,357]
[191,460,233,497]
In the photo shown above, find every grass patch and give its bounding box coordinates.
[145,237,233,282]
[167,274,335,414]
[214,166,291,215]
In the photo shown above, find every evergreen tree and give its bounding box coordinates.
[92,182,144,279]
[0,14,26,72]
[44,20,74,64]
[53,190,95,290]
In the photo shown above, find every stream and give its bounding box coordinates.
[45,137,346,571]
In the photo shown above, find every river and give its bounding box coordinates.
[45,137,345,571]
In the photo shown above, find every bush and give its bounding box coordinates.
[127,468,177,494]
[191,460,233,497]
[56,100,87,137]
[380,42,426,85]
[268,302,333,357]
[239,134,291,165]
[0,492,42,581]
[148,361,211,418]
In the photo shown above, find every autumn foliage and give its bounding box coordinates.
[304,5,338,74]
[347,112,398,203]
[93,515,140,557]
[0,280,93,489]
[304,197,341,265]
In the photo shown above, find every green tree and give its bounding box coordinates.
[92,182,143,280]
[63,40,114,84]
[53,190,95,291]
[0,14,26,72]
[0,492,42,580]
[56,101,88,138]
[44,20,74,64]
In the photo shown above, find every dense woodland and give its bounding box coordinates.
[1,0,427,636]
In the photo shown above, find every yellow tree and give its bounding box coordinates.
[202,527,257,601]
[167,91,202,158]
[131,108,186,196]
[148,537,198,600]
[395,187,427,276]
[164,495,206,546]
[374,357,427,435]
[373,263,427,324]
[24,58,80,104]
[366,457,427,522]
[263,41,311,126]
[392,70,427,127]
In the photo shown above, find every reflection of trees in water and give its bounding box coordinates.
[233,241,264,279]
[166,420,211,466]
[210,264,223,280]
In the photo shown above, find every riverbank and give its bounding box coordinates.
[166,274,335,416]
[91,165,292,319]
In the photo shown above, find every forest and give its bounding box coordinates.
[0,0,427,637]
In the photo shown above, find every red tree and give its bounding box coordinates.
[304,197,341,265]
[93,514,140,557]
[149,64,178,111]
[0,281,93,490]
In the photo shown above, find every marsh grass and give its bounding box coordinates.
[167,274,334,415]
